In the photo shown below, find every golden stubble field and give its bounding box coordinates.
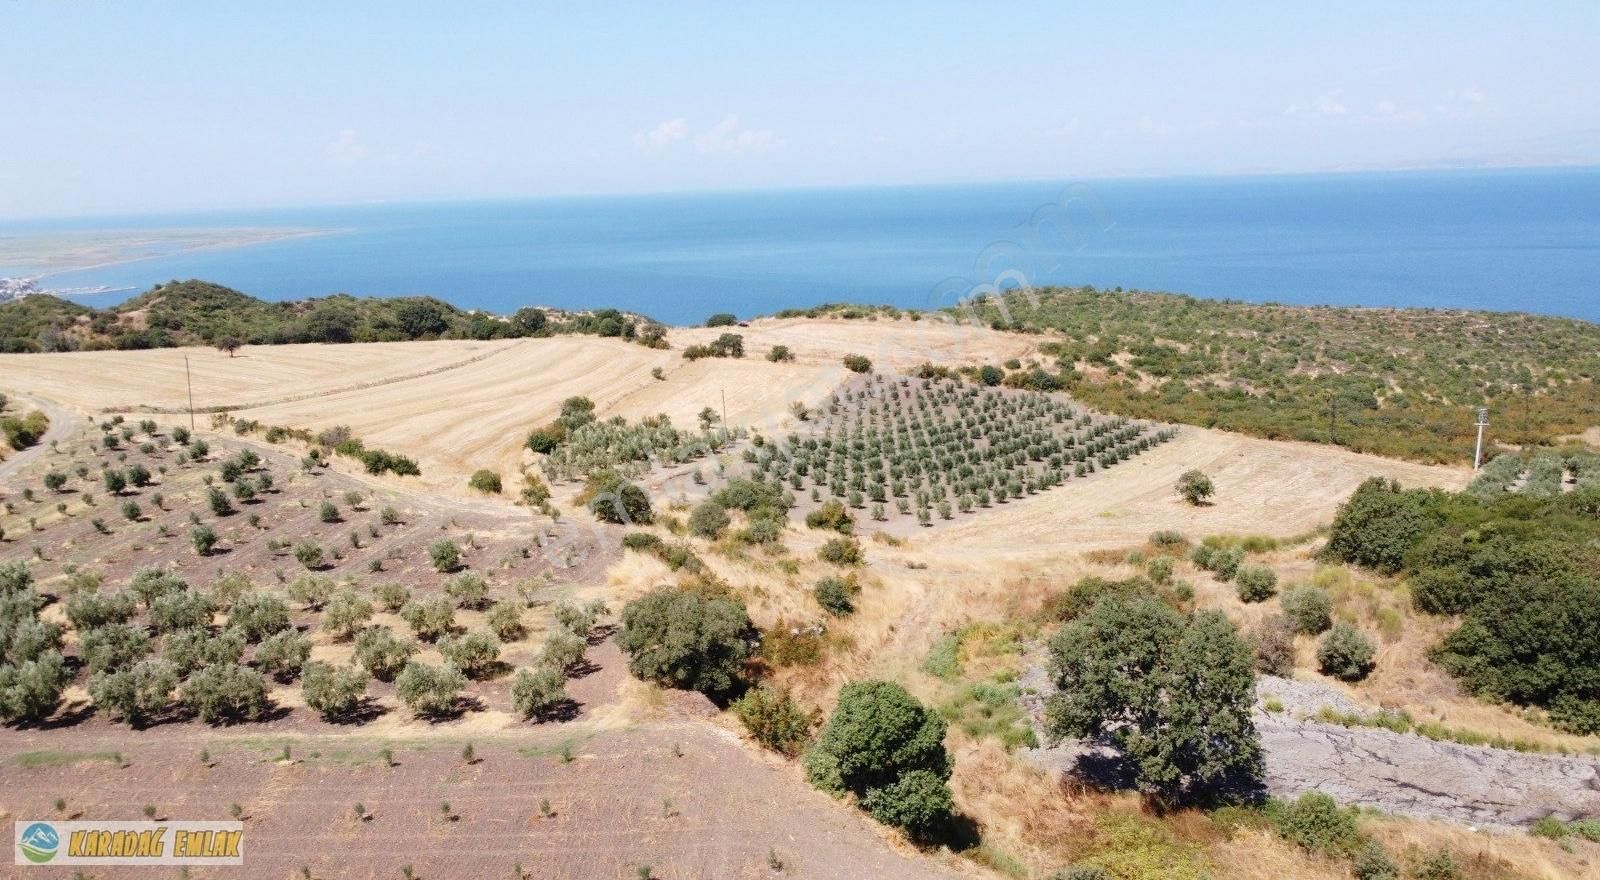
[0,316,1038,495]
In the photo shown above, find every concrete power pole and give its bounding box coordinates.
[184,355,196,433]
[1473,407,1489,470]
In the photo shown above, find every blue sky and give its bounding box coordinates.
[3,1,1597,219]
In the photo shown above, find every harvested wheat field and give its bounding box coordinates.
[920,426,1470,557]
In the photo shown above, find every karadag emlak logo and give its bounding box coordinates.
[14,820,243,866]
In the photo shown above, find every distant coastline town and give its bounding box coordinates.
[0,277,130,303]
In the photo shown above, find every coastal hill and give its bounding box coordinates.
[4,280,1598,464]
[0,279,659,354]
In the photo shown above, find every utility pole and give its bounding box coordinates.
[184,355,196,433]
[1326,392,1338,445]
[1473,407,1489,470]
[721,388,727,429]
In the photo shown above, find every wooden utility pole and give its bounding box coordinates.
[1327,392,1337,445]
[184,355,196,432]
[721,388,727,429]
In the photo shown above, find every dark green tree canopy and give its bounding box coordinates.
[617,587,754,696]
[1045,595,1261,805]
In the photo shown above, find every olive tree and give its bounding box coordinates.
[353,626,416,681]
[255,629,312,681]
[395,661,467,718]
[510,665,568,720]
[88,657,179,724]
[179,663,269,723]
[1176,469,1215,505]
[228,592,291,642]
[438,630,501,679]
[321,589,373,640]
[301,662,369,721]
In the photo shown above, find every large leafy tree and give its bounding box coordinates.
[1045,595,1261,806]
[617,588,754,696]
[1322,478,1446,574]
[804,680,953,839]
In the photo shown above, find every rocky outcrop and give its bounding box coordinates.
[1021,663,1600,829]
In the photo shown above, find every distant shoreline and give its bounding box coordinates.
[0,227,334,282]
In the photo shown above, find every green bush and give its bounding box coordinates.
[621,531,661,552]
[395,661,466,717]
[1413,851,1462,880]
[428,539,462,572]
[1270,792,1358,856]
[374,582,411,612]
[179,663,268,723]
[255,629,312,681]
[1280,586,1333,634]
[617,587,754,696]
[353,627,415,681]
[732,684,816,756]
[1322,478,1444,574]
[292,541,324,569]
[191,525,218,556]
[766,344,794,362]
[813,576,858,616]
[539,630,586,673]
[1350,840,1398,880]
[287,575,334,611]
[584,471,653,525]
[860,769,954,839]
[705,312,738,327]
[1317,623,1376,681]
[842,354,872,373]
[468,469,503,494]
[301,661,368,720]
[1233,565,1278,603]
[687,499,730,539]
[485,600,525,642]
[817,537,864,566]
[805,500,854,534]
[510,665,568,720]
[804,680,953,838]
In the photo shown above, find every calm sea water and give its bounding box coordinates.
[6,167,1599,325]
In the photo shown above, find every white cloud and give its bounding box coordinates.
[635,117,689,152]
[693,114,782,156]
[1451,86,1487,105]
[1286,89,1349,119]
[326,129,371,164]
[1375,98,1397,116]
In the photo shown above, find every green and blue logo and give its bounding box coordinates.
[18,822,59,863]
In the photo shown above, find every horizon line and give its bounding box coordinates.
[4,160,1597,228]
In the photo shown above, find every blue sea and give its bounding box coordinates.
[5,167,1599,326]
